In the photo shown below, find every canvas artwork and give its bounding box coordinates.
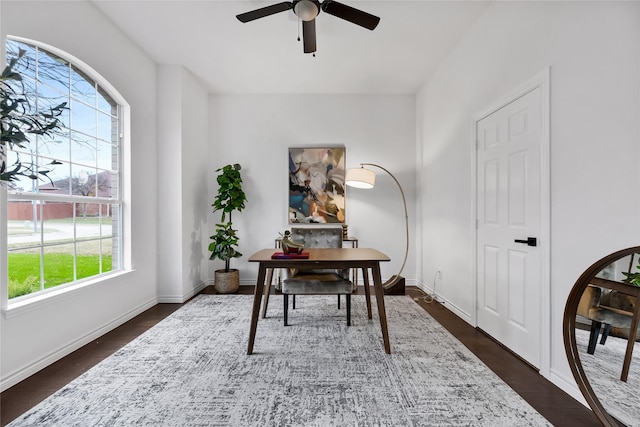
[288,147,346,224]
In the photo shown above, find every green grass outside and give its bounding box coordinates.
[8,253,113,299]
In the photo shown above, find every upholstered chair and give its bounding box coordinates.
[577,285,639,354]
[282,226,353,326]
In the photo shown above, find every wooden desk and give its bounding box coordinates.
[591,277,640,382]
[265,236,360,317]
[247,248,391,355]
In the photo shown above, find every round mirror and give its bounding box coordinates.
[564,246,640,426]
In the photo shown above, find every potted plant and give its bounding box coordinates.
[209,163,247,293]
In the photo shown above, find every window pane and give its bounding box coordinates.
[97,87,116,116]
[36,159,70,194]
[42,202,74,246]
[37,49,69,94]
[8,247,43,299]
[39,134,70,163]
[43,243,75,288]
[71,165,97,197]
[7,200,42,250]
[71,65,96,106]
[38,84,70,128]
[71,99,96,137]
[5,150,37,193]
[109,204,121,237]
[36,161,61,192]
[97,110,115,142]
[101,238,115,273]
[96,139,116,171]
[6,39,36,79]
[10,77,38,117]
[76,200,102,222]
[95,171,114,198]
[70,132,97,167]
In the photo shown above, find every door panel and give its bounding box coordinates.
[507,248,526,327]
[508,150,527,226]
[476,87,542,368]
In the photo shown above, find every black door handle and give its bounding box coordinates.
[514,237,537,247]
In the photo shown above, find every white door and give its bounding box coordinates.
[476,87,542,368]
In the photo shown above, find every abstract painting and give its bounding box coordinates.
[288,147,345,224]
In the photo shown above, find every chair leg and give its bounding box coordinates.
[337,294,341,309]
[292,294,296,310]
[346,294,351,326]
[600,323,611,345]
[283,294,289,326]
[588,321,602,354]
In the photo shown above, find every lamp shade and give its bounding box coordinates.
[345,167,376,189]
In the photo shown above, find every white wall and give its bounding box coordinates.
[417,0,640,399]
[1,1,159,390]
[157,65,209,302]
[207,95,416,284]
[180,68,209,297]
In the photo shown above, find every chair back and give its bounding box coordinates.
[289,226,347,278]
[290,226,343,249]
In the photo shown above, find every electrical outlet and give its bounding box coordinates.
[436,270,442,279]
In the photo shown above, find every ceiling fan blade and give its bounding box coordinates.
[302,19,317,53]
[236,2,293,23]
[321,0,380,30]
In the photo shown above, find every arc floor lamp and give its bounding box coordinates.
[345,163,407,295]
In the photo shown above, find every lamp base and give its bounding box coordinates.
[383,275,405,295]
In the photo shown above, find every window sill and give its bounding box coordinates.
[3,270,133,319]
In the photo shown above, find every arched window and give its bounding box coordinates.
[5,38,124,301]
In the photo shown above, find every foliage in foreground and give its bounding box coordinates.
[1,49,67,185]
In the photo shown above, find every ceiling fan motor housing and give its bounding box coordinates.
[294,0,321,21]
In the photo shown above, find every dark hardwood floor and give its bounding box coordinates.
[1,286,599,426]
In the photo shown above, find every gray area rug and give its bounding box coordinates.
[9,295,551,426]
[575,328,640,426]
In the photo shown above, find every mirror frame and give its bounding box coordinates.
[563,245,640,427]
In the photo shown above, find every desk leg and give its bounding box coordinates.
[620,300,640,381]
[361,268,372,319]
[261,268,274,319]
[372,263,391,354]
[248,265,267,355]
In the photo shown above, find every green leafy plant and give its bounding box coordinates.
[1,49,66,185]
[209,164,247,272]
[622,261,640,287]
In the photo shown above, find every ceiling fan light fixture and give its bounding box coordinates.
[294,0,319,21]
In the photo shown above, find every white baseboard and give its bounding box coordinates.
[547,368,589,408]
[157,281,209,303]
[413,281,473,325]
[1,297,158,392]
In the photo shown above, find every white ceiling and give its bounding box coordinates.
[91,1,489,94]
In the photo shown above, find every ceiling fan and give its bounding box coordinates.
[236,0,380,54]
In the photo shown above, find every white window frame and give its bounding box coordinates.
[2,36,131,315]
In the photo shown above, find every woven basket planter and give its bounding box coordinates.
[214,269,240,294]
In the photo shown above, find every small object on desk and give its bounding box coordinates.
[281,230,304,254]
[271,251,310,259]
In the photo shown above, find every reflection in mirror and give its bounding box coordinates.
[565,247,640,427]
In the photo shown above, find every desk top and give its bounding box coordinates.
[591,277,640,297]
[249,248,389,263]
